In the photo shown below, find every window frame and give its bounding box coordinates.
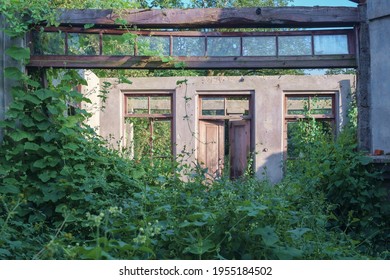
[123,93,173,159]
[284,93,337,160]
[198,95,252,120]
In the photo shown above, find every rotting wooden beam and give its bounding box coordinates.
[56,7,360,29]
[28,55,357,69]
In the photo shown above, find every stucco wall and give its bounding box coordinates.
[368,0,390,154]
[96,75,355,184]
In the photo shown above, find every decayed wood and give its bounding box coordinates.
[28,55,357,69]
[56,7,360,28]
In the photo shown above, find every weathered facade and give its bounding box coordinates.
[81,72,355,183]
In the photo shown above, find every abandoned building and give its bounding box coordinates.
[78,71,355,183]
[1,0,389,183]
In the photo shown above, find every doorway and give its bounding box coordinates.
[197,95,251,179]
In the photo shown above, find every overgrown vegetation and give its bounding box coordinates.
[1,0,389,260]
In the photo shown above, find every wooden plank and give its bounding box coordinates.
[198,120,224,179]
[229,120,250,178]
[56,7,360,28]
[28,55,357,69]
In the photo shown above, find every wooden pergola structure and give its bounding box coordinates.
[28,6,362,70]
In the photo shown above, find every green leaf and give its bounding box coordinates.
[253,226,279,246]
[4,67,24,80]
[35,89,52,101]
[24,142,40,151]
[38,170,57,182]
[287,228,312,240]
[359,156,373,165]
[274,246,303,260]
[5,46,30,61]
[0,185,19,194]
[33,159,48,169]
[31,111,46,122]
[22,94,41,105]
[41,185,65,202]
[25,78,41,88]
[184,239,215,255]
[9,131,34,141]
[84,23,95,29]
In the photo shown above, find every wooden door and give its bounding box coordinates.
[229,120,250,178]
[198,120,225,178]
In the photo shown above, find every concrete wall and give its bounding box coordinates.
[96,75,355,184]
[367,0,390,154]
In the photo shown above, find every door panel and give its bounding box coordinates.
[198,120,224,178]
[230,120,250,178]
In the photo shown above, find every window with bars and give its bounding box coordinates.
[124,94,172,160]
[284,94,336,159]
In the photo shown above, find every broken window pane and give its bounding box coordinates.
[226,97,250,115]
[150,96,171,114]
[202,97,225,116]
[207,37,241,56]
[243,36,276,56]
[32,32,65,55]
[103,34,135,55]
[68,33,99,55]
[279,36,312,56]
[137,36,169,56]
[127,97,148,114]
[287,96,309,115]
[314,35,349,55]
[311,96,333,115]
[173,37,205,56]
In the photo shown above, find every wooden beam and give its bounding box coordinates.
[28,55,357,69]
[56,7,360,29]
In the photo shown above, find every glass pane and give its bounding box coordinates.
[152,120,172,157]
[311,96,333,115]
[137,36,169,56]
[226,97,250,115]
[243,37,276,56]
[150,96,171,114]
[279,36,312,56]
[287,96,309,115]
[201,97,225,116]
[103,34,135,55]
[32,32,65,55]
[173,37,205,56]
[207,37,241,56]
[314,35,349,55]
[68,33,99,55]
[127,97,148,114]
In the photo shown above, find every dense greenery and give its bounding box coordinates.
[1,0,389,260]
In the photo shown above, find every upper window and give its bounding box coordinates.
[200,96,250,118]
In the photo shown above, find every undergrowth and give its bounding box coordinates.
[1,0,389,260]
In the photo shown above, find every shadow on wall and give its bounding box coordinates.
[256,151,285,185]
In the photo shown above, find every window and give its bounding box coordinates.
[284,94,336,158]
[124,94,172,160]
[200,96,250,118]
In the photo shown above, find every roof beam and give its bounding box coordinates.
[28,55,357,70]
[56,7,360,29]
